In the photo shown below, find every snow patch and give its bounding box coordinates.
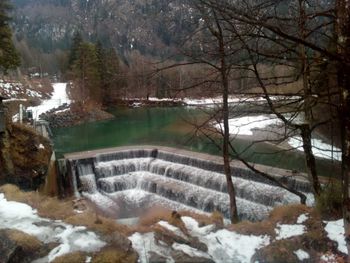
[28,83,71,121]
[128,232,172,263]
[215,115,281,136]
[172,243,211,259]
[288,136,341,161]
[324,219,347,254]
[157,221,188,240]
[275,223,306,240]
[297,213,309,224]
[294,249,310,260]
[182,216,269,263]
[0,193,105,262]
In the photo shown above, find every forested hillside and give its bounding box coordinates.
[11,0,194,73]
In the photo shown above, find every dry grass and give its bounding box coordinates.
[0,184,75,219]
[52,252,88,263]
[229,220,275,237]
[210,210,224,227]
[7,229,42,251]
[92,247,138,263]
[138,206,172,227]
[9,123,52,181]
[179,210,221,226]
[66,211,130,236]
[269,204,311,224]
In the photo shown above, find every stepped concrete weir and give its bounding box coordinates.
[59,146,313,222]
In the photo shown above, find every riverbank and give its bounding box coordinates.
[0,184,346,262]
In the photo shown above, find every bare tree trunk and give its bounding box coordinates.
[298,0,321,197]
[217,21,239,223]
[336,0,350,257]
[300,124,321,196]
[222,73,239,223]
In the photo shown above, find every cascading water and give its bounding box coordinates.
[68,148,313,221]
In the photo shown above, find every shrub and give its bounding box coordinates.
[316,181,342,218]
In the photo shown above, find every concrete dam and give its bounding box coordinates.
[59,146,314,222]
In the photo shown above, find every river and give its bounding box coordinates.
[52,106,339,177]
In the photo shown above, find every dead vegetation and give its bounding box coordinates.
[0,184,75,219]
[52,252,88,263]
[92,247,138,263]
[0,185,345,262]
[5,123,52,189]
[6,229,42,251]
[65,211,130,236]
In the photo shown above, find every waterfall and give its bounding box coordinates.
[68,148,313,221]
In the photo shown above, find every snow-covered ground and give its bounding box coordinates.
[129,216,270,263]
[214,114,341,161]
[214,115,281,136]
[324,219,347,254]
[0,191,347,262]
[289,136,342,161]
[129,214,348,262]
[0,193,105,262]
[183,95,300,106]
[0,79,43,99]
[28,83,70,121]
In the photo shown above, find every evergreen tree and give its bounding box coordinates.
[95,41,121,104]
[68,31,83,69]
[72,42,100,102]
[0,0,20,73]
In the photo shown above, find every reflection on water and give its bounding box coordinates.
[52,107,338,176]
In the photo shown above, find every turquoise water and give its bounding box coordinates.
[52,107,337,176]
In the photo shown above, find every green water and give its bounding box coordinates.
[52,107,337,176]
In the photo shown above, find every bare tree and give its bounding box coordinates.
[191,0,350,255]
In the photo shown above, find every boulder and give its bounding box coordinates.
[103,231,133,252]
[148,251,168,263]
[0,229,47,263]
[171,250,214,263]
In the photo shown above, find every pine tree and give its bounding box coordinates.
[68,31,83,69]
[95,41,121,104]
[72,42,100,103]
[0,0,20,73]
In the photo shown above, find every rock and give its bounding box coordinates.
[103,231,133,252]
[0,229,47,263]
[148,251,168,263]
[188,237,208,252]
[154,227,189,246]
[171,250,214,263]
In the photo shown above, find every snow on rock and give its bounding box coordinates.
[275,223,306,240]
[288,136,341,161]
[294,249,310,260]
[129,216,269,263]
[0,193,106,262]
[157,221,188,240]
[172,243,211,259]
[324,219,347,254]
[320,253,337,262]
[181,217,215,236]
[182,216,270,263]
[215,115,281,136]
[128,232,172,263]
[204,228,270,263]
[28,83,71,121]
[297,213,309,224]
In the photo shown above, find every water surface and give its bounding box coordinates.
[52,107,337,176]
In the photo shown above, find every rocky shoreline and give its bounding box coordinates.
[39,104,114,129]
